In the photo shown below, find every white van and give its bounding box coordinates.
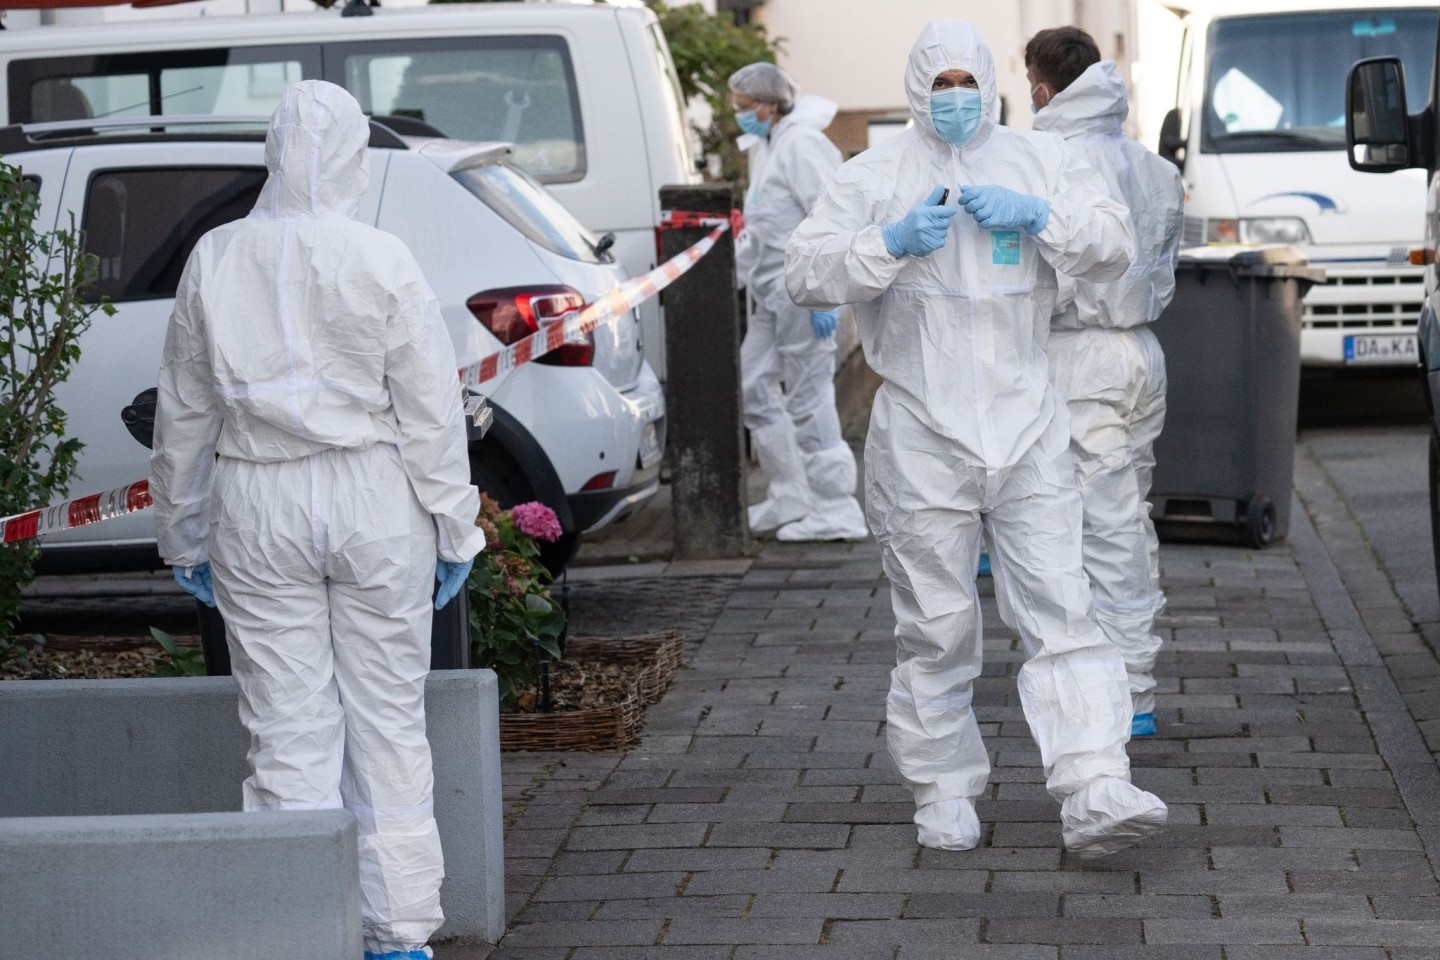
[1158,0,1437,368]
[0,0,699,377]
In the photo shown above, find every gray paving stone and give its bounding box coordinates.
[905,892,1059,919]
[1216,893,1374,918]
[836,867,989,894]
[1371,895,1440,919]
[987,871,1136,894]
[1277,826,1424,849]
[824,919,982,946]
[1224,949,1388,960]
[706,822,851,848]
[1059,949,1221,960]
[747,892,906,919]
[534,873,684,902]
[898,948,1056,960]
[662,918,825,945]
[570,949,732,960]
[733,948,903,960]
[1062,894,1213,918]
[590,896,749,920]
[1306,918,1440,944]
[645,802,786,823]
[984,918,1144,944]
[621,848,771,873]
[682,867,840,896]
[1143,918,1304,943]
[499,920,664,948]
[563,824,709,850]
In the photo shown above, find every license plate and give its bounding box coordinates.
[1344,333,1418,364]
[639,421,662,468]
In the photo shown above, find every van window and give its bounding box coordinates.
[82,167,267,303]
[453,162,604,263]
[10,48,317,123]
[332,36,585,183]
[1203,9,1438,153]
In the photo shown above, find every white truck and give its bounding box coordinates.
[1158,0,1437,367]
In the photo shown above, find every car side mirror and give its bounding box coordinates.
[1347,56,1412,172]
[121,387,157,450]
[1158,108,1185,169]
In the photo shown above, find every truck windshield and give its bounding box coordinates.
[1203,9,1438,153]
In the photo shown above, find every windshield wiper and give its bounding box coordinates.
[1211,130,1333,147]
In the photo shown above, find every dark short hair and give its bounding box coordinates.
[1024,26,1101,94]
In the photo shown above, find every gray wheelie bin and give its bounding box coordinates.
[1148,245,1325,548]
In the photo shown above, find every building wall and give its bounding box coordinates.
[751,0,1185,153]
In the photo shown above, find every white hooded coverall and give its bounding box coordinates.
[1033,61,1184,720]
[785,21,1166,854]
[151,81,485,954]
[737,94,868,541]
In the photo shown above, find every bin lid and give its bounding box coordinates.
[1177,244,1326,283]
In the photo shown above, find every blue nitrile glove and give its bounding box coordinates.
[435,557,474,610]
[881,185,959,258]
[809,310,838,339]
[174,562,216,608]
[957,184,1050,235]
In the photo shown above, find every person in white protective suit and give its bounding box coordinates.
[1027,27,1185,739]
[729,62,868,542]
[151,80,485,960]
[785,21,1168,857]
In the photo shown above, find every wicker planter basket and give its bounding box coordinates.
[498,630,684,752]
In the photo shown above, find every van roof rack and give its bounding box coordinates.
[0,114,426,154]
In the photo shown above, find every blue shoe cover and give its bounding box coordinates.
[364,951,430,960]
[1130,713,1157,737]
[977,553,992,577]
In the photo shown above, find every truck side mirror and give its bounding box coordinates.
[1346,56,1411,172]
[1158,108,1185,169]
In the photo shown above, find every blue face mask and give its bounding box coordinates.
[736,109,771,138]
[930,87,983,146]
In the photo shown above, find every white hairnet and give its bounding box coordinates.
[728,62,797,111]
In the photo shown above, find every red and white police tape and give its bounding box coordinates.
[458,211,737,387]
[0,211,737,544]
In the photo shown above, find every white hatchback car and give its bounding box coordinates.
[7,115,666,571]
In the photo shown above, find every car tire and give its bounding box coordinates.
[1430,433,1440,598]
[469,438,578,576]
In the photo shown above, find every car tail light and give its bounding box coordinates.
[465,285,594,367]
[581,471,617,491]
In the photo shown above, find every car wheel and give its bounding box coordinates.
[469,439,578,576]
[1430,433,1440,598]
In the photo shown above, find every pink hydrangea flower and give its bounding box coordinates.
[510,501,563,543]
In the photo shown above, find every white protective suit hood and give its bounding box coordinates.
[905,20,999,152]
[1031,59,1128,140]
[252,80,371,221]
[1032,60,1185,330]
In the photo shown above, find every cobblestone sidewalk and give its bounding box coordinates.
[458,499,1440,960]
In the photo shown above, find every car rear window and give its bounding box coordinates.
[334,36,586,183]
[82,167,267,303]
[453,161,605,264]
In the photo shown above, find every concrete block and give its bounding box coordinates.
[0,811,361,959]
[0,670,504,944]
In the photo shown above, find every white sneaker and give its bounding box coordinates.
[914,797,982,851]
[1060,776,1168,859]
